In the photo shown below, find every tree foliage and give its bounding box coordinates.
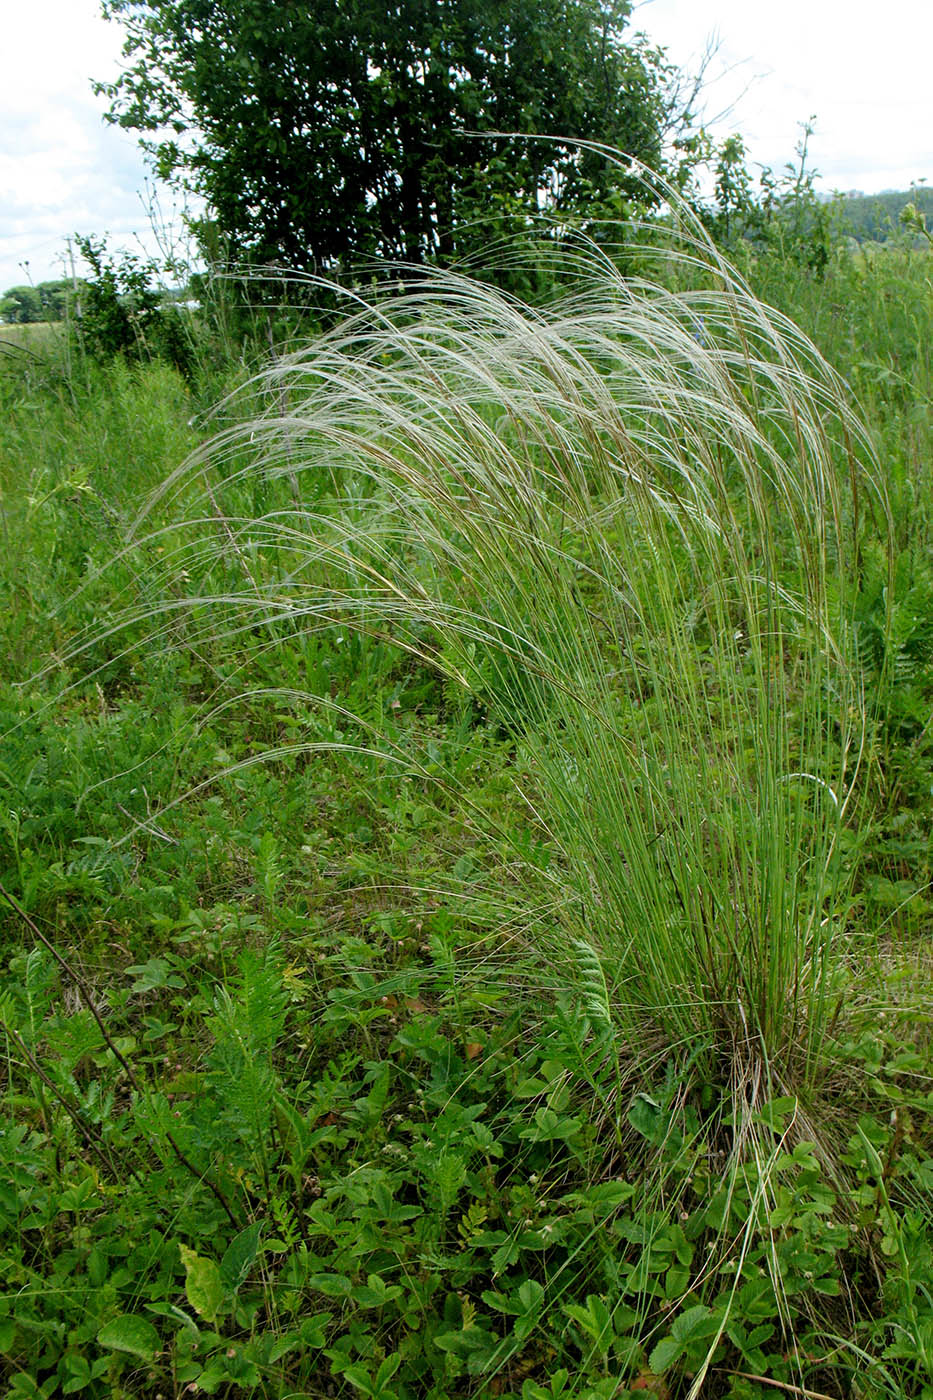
[705,123,840,275]
[98,0,680,271]
[844,186,933,244]
[0,281,71,324]
[72,236,194,374]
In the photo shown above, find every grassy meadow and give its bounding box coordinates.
[0,222,931,1400]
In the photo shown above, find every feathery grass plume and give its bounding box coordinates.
[119,165,888,1149]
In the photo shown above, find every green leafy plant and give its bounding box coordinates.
[3,164,931,1400]
[72,236,193,375]
[129,166,886,1118]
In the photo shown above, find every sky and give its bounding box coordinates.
[1,0,931,292]
[0,0,197,293]
[637,0,933,194]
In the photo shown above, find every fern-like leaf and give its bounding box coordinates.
[571,937,613,1033]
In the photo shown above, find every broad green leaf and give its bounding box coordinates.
[307,1272,353,1297]
[97,1313,161,1362]
[298,1312,330,1346]
[628,1094,664,1143]
[342,1363,376,1395]
[647,1335,683,1373]
[756,1095,799,1131]
[513,1076,549,1099]
[351,1274,403,1308]
[179,1244,226,1322]
[746,1322,775,1349]
[268,1330,304,1363]
[672,1303,712,1341]
[61,1354,92,1395]
[59,1177,101,1212]
[219,1221,262,1294]
[564,1294,613,1353]
[492,1236,521,1273]
[481,1289,513,1314]
[518,1108,582,1141]
[517,1279,545,1313]
[375,1353,402,1387]
[145,1301,200,1334]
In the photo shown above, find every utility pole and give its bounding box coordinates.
[66,236,82,318]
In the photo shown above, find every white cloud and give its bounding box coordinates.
[636,0,933,193]
[0,0,195,290]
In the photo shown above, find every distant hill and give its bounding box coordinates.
[833,186,933,242]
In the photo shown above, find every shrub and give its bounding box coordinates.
[72,236,194,377]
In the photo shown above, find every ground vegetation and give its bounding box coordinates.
[0,172,931,1400]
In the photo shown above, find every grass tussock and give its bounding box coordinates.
[127,223,889,1135]
[7,200,933,1400]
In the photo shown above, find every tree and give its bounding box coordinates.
[711,135,754,244]
[98,0,680,272]
[0,286,42,324]
[71,236,194,374]
[0,280,73,324]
